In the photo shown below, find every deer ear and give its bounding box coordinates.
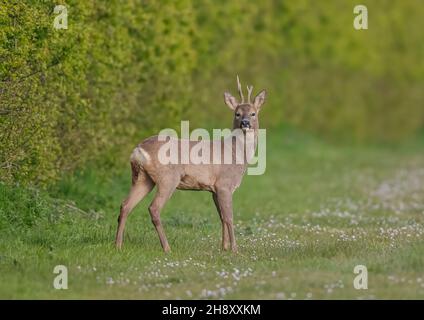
[253,89,266,110]
[224,92,238,110]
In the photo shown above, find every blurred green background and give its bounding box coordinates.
[1,0,423,185]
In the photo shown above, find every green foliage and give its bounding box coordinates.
[0,1,423,185]
[0,0,195,185]
[0,181,49,229]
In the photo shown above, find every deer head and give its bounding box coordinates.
[224,75,267,132]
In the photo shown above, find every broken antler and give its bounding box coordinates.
[236,75,244,104]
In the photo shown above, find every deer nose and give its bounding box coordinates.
[241,119,250,127]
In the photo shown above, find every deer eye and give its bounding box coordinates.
[251,112,256,117]
[235,112,241,117]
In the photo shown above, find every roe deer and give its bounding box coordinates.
[115,76,266,252]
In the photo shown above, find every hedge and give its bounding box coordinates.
[0,0,423,185]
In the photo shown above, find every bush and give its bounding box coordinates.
[0,0,195,185]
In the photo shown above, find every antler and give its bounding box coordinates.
[236,75,254,104]
[246,85,253,103]
[236,75,244,103]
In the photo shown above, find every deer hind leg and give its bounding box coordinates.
[213,193,230,251]
[149,176,180,253]
[115,170,154,249]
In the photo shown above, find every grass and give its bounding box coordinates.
[1,127,424,299]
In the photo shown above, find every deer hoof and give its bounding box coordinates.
[222,242,230,251]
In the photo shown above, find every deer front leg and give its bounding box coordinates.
[148,178,179,253]
[213,193,230,251]
[215,189,237,253]
[149,195,171,253]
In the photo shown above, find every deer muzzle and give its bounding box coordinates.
[240,119,251,130]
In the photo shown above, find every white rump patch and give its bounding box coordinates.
[130,147,151,165]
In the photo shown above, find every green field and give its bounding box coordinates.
[1,127,423,299]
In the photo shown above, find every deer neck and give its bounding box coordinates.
[228,125,258,166]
